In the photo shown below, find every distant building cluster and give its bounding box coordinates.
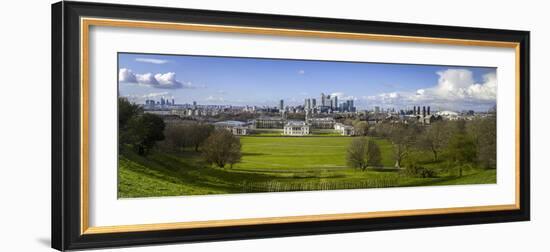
[279,93,356,116]
[140,94,494,137]
[144,97,175,107]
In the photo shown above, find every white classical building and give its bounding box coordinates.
[334,123,355,136]
[283,121,310,136]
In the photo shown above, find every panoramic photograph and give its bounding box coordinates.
[117,53,497,198]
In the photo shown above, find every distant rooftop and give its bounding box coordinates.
[214,120,247,127]
[285,120,307,126]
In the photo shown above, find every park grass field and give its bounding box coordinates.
[118,135,496,198]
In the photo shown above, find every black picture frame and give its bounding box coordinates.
[52,1,530,251]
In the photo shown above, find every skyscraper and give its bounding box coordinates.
[321,93,326,106]
[279,99,284,111]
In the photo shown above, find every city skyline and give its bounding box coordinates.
[118,53,497,111]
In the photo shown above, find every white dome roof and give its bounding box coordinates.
[437,110,458,116]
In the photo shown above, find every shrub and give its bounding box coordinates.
[402,165,437,178]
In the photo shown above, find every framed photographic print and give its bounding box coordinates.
[52,1,530,250]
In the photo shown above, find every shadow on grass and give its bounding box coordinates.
[366,167,401,173]
[120,146,287,194]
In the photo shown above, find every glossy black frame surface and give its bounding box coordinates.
[52,1,530,251]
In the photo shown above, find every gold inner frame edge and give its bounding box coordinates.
[80,17,522,235]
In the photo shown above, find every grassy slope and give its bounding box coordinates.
[118,136,496,198]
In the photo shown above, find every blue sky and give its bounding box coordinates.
[118,53,497,111]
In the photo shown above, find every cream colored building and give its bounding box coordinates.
[334,123,355,136]
[283,121,310,136]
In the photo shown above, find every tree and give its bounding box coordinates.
[227,148,242,169]
[418,121,449,161]
[467,116,496,169]
[446,133,477,176]
[353,121,369,136]
[118,98,143,148]
[187,123,215,152]
[388,124,418,168]
[201,129,242,168]
[160,124,188,152]
[366,140,382,167]
[125,113,166,155]
[347,137,368,170]
[346,137,381,171]
[118,97,142,128]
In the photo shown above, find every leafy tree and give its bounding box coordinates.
[388,124,419,168]
[346,137,381,170]
[201,129,242,168]
[118,97,142,128]
[446,133,477,176]
[187,123,215,152]
[227,149,242,169]
[366,140,382,167]
[125,113,166,155]
[118,98,143,148]
[347,137,368,170]
[353,121,369,136]
[418,121,449,161]
[160,124,188,152]
[467,116,496,169]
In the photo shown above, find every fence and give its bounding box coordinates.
[240,177,399,193]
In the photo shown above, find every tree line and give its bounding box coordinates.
[346,115,496,177]
[160,123,242,168]
[119,98,242,168]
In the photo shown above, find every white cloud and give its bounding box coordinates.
[118,68,185,89]
[118,68,137,83]
[136,73,159,85]
[365,69,497,111]
[298,70,305,74]
[135,58,169,64]
[430,69,496,100]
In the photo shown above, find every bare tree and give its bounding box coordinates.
[366,140,382,167]
[418,121,448,161]
[388,124,418,168]
[467,115,496,169]
[187,123,214,152]
[353,121,369,136]
[346,137,381,170]
[201,129,242,168]
[347,137,369,170]
[160,125,188,152]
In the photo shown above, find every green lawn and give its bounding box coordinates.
[118,136,496,198]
